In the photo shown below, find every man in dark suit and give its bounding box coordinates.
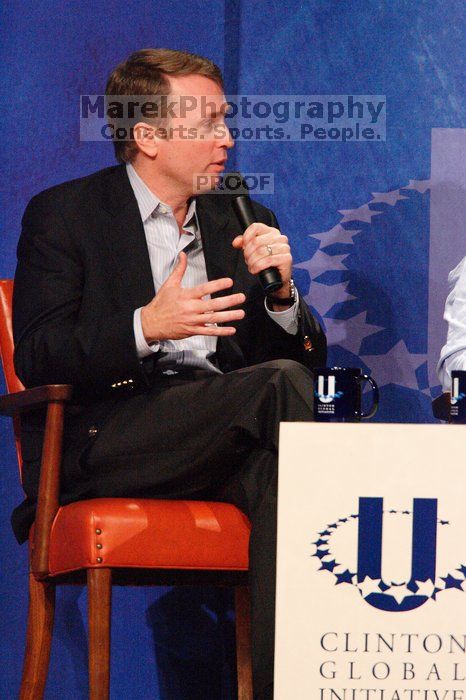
[12,49,326,700]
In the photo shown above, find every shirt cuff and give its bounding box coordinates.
[264,288,299,335]
[133,307,161,359]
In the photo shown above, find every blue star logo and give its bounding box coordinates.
[335,569,354,585]
[441,574,464,591]
[311,506,464,611]
[320,559,338,572]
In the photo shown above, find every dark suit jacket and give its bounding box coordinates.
[11,164,326,542]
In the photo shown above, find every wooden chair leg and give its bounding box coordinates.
[235,585,253,700]
[88,568,112,700]
[20,573,56,700]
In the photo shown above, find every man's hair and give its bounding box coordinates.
[105,48,224,163]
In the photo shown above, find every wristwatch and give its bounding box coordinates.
[266,278,297,309]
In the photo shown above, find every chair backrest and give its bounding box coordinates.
[0,279,24,470]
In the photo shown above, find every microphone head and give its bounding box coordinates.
[217,171,249,197]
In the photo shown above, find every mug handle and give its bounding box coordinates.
[356,374,379,419]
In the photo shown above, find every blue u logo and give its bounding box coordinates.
[357,497,438,611]
[317,375,336,403]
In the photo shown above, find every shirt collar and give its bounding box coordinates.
[126,163,198,233]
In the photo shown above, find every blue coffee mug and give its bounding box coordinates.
[314,367,379,422]
[450,370,466,423]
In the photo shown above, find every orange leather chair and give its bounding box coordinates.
[0,279,252,700]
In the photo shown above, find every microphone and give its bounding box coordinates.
[232,194,283,294]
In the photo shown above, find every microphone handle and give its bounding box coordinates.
[232,196,283,294]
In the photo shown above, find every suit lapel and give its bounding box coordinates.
[196,194,245,370]
[195,194,240,296]
[100,166,155,309]
[99,169,241,309]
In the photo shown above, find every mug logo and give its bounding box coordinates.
[315,375,343,403]
[312,497,465,612]
[317,375,336,403]
[451,377,466,404]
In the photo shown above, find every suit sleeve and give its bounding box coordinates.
[242,208,327,371]
[13,195,149,398]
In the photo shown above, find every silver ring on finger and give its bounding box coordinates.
[205,312,217,328]
[266,244,273,256]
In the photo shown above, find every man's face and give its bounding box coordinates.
[153,73,233,196]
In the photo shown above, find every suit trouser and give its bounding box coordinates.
[81,359,315,695]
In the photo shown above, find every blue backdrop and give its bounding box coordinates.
[1,1,464,697]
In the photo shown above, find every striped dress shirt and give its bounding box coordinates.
[127,163,298,374]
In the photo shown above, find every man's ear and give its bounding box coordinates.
[132,121,161,158]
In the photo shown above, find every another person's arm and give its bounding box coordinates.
[437,256,466,391]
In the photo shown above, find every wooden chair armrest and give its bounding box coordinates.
[0,385,73,416]
[32,397,69,578]
[0,383,72,578]
[432,392,451,422]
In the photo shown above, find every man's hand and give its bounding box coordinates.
[140,252,246,344]
[232,223,293,299]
